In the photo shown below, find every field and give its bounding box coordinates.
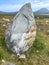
[0,15,49,65]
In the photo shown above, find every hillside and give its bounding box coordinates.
[0,8,49,16]
[34,8,49,15]
[0,11,17,15]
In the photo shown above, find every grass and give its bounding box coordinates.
[0,15,49,65]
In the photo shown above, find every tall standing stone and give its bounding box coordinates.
[5,3,36,58]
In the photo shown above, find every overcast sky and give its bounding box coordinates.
[0,0,49,12]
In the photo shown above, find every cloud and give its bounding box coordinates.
[0,4,22,12]
[33,0,40,3]
[31,1,49,11]
[32,2,49,8]
[0,1,49,12]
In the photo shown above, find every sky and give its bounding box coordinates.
[0,0,49,12]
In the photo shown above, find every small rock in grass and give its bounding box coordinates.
[2,59,5,63]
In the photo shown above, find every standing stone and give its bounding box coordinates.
[5,3,36,58]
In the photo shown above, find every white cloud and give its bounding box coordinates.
[32,2,49,8]
[34,0,40,3]
[0,1,49,12]
[0,4,22,12]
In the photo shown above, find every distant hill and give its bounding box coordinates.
[0,8,49,15]
[34,8,49,15]
[0,11,17,15]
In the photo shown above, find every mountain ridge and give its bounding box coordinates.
[0,8,49,15]
[34,8,49,15]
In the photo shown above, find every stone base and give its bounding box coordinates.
[17,54,26,58]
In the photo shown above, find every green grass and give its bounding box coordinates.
[0,31,49,65]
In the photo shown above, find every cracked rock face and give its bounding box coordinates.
[5,3,36,57]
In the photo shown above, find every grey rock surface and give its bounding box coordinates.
[5,3,36,58]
